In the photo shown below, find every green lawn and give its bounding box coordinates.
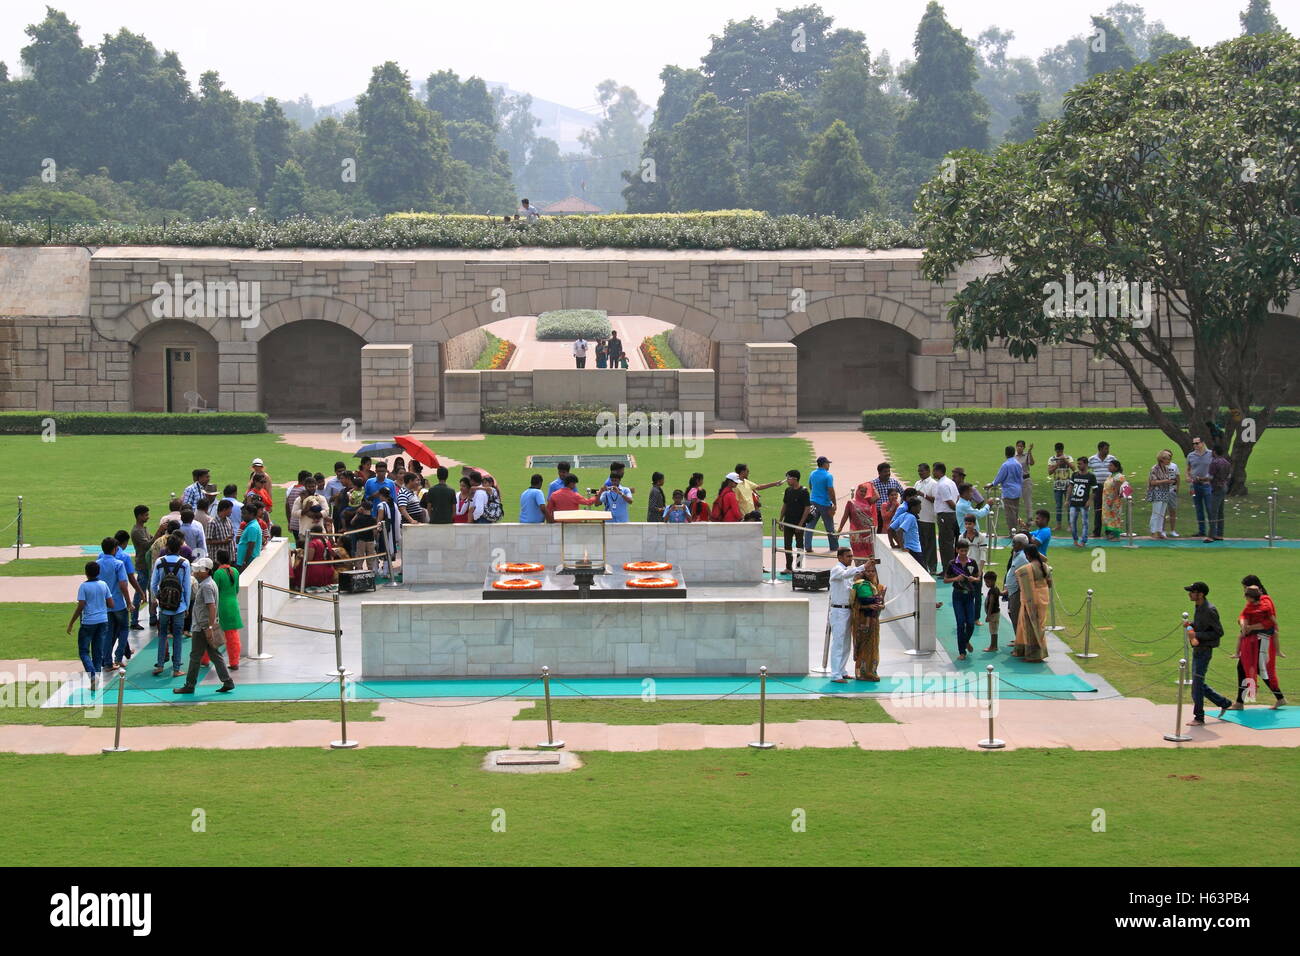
[0,682,381,726]
[0,433,810,545]
[512,697,893,725]
[0,556,95,576]
[870,428,1299,539]
[1,746,1296,866]
[0,603,78,661]
[1035,547,1299,705]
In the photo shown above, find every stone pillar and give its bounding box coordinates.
[443,369,482,433]
[677,369,715,432]
[361,343,414,433]
[412,341,441,422]
[716,342,747,421]
[218,340,259,412]
[743,342,797,433]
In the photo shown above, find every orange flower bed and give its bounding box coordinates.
[491,577,542,590]
[487,339,516,370]
[497,562,544,573]
[623,561,672,572]
[640,337,667,369]
[626,576,678,589]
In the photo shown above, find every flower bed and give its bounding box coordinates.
[536,310,612,340]
[640,333,682,369]
[473,332,516,370]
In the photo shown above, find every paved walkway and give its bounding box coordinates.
[484,315,673,371]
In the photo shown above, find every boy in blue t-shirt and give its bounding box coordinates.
[664,489,690,523]
[1030,509,1052,554]
[67,562,116,689]
[600,479,633,522]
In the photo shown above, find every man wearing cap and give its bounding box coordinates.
[806,456,839,552]
[248,457,270,491]
[1184,581,1232,724]
[173,558,234,695]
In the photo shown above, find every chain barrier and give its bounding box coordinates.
[349,677,541,709]
[549,677,762,718]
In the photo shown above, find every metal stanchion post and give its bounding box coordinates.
[1267,487,1277,546]
[330,665,358,749]
[904,576,932,656]
[537,665,565,749]
[1178,612,1194,685]
[749,665,776,749]
[325,592,349,677]
[101,670,130,754]
[769,519,778,584]
[1123,496,1138,548]
[1163,659,1194,742]
[1075,588,1098,659]
[978,665,1005,749]
[14,495,22,560]
[1046,584,1063,632]
[246,579,272,660]
[819,602,832,674]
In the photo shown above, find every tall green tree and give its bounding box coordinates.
[0,63,20,188]
[254,98,296,198]
[302,115,360,192]
[578,80,647,211]
[1147,31,1196,61]
[267,159,308,218]
[91,28,192,182]
[521,137,572,203]
[493,90,539,189]
[917,33,1300,494]
[744,90,811,212]
[1086,16,1138,76]
[1241,0,1283,34]
[668,93,742,211]
[795,119,880,216]
[975,27,1046,143]
[898,2,989,158]
[622,65,703,212]
[814,49,894,170]
[356,61,457,212]
[17,8,98,174]
[1004,90,1042,143]
[188,71,258,190]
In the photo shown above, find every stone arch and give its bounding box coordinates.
[99,294,381,345]
[130,320,219,412]
[791,317,921,417]
[435,287,722,342]
[785,293,936,341]
[259,320,367,419]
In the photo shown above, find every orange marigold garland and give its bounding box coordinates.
[497,562,544,573]
[623,561,672,572]
[492,577,543,590]
[626,576,678,589]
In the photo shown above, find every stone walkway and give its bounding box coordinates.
[486,315,674,371]
[4,695,1296,756]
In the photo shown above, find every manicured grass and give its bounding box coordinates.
[512,697,893,725]
[0,682,381,726]
[0,603,78,661]
[2,746,1296,866]
[0,433,810,545]
[1022,546,1299,705]
[0,556,94,576]
[870,428,1299,539]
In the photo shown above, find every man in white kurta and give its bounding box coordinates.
[828,548,861,683]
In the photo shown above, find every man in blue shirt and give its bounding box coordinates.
[548,462,572,497]
[807,455,839,552]
[889,498,923,565]
[182,468,210,511]
[519,474,548,523]
[95,537,132,672]
[363,460,398,508]
[1030,509,1052,554]
[987,445,1024,538]
[150,536,192,677]
[67,562,116,690]
[600,477,633,522]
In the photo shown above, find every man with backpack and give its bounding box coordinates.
[173,558,235,695]
[151,537,191,678]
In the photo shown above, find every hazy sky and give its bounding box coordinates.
[3,0,1297,113]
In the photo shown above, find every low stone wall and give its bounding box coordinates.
[666,325,712,368]
[401,521,762,585]
[443,325,489,370]
[361,597,809,676]
[872,534,936,655]
[234,537,291,652]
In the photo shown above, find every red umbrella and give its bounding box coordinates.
[394,435,439,469]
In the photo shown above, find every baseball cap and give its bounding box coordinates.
[816,456,831,465]
[1184,581,1210,595]
[192,557,214,572]
[725,472,741,482]
[251,458,264,466]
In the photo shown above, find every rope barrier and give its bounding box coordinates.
[350,677,542,708]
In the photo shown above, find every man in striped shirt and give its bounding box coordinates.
[1086,441,1116,539]
[182,469,210,511]
[206,499,236,559]
[870,463,907,531]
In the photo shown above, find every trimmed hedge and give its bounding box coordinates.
[0,213,921,251]
[861,407,1300,431]
[536,310,613,340]
[0,412,268,435]
[482,403,655,437]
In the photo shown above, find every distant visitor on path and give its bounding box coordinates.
[572,337,588,369]
[1183,581,1233,725]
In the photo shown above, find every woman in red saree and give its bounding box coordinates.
[837,482,878,562]
[1233,584,1286,708]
